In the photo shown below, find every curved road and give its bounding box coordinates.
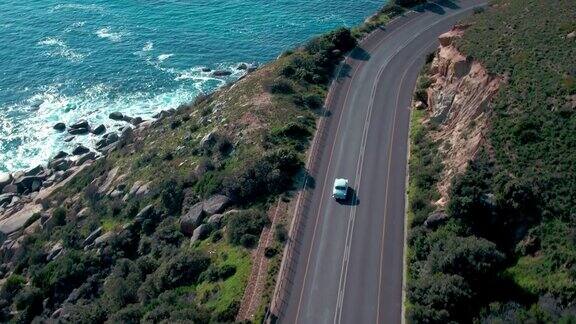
[278,1,487,323]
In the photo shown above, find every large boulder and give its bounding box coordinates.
[2,184,18,194]
[53,122,66,131]
[53,151,68,160]
[109,112,124,120]
[180,202,205,236]
[91,124,106,135]
[72,145,90,156]
[25,165,45,177]
[68,120,90,135]
[14,176,44,193]
[46,242,63,262]
[203,194,231,215]
[0,204,42,237]
[94,232,115,247]
[206,214,225,227]
[0,173,12,192]
[190,224,208,244]
[212,70,232,77]
[49,158,72,172]
[0,193,15,207]
[70,120,89,129]
[83,227,102,247]
[134,205,155,224]
[424,211,448,228]
[74,151,97,166]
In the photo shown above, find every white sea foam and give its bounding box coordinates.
[143,41,154,52]
[96,27,126,42]
[52,4,105,13]
[0,82,206,172]
[38,37,86,62]
[158,53,174,62]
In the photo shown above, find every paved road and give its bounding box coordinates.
[279,1,487,323]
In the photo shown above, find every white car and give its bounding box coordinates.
[332,178,349,201]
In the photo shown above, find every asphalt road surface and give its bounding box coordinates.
[280,1,487,323]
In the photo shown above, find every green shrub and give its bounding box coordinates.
[274,223,288,243]
[269,78,295,94]
[52,207,67,226]
[159,178,184,215]
[227,210,269,246]
[153,249,211,291]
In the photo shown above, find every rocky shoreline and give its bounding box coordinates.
[0,60,260,216]
[0,107,184,236]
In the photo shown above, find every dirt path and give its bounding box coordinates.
[236,199,285,321]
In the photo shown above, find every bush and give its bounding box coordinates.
[274,223,288,243]
[222,147,302,201]
[153,249,211,291]
[240,234,258,248]
[159,178,184,215]
[269,78,295,94]
[227,210,269,246]
[264,246,279,258]
[107,304,143,323]
[52,207,67,226]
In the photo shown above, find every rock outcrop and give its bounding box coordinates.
[425,25,504,206]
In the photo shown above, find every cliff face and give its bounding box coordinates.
[425,25,504,207]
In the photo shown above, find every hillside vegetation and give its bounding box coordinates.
[407,0,576,322]
[0,27,358,323]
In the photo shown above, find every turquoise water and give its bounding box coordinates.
[0,0,383,172]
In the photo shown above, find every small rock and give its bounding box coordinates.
[130,117,143,125]
[46,242,63,262]
[206,214,224,227]
[72,145,90,156]
[109,112,124,120]
[91,124,106,135]
[237,63,248,70]
[414,101,426,110]
[567,31,576,40]
[76,208,90,219]
[200,131,216,149]
[202,67,212,72]
[134,205,155,224]
[109,189,123,199]
[424,211,448,228]
[212,70,232,77]
[83,227,102,247]
[64,136,75,142]
[0,193,15,207]
[2,184,18,194]
[68,127,90,135]
[191,224,208,244]
[53,122,66,131]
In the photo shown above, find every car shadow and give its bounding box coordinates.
[338,188,360,206]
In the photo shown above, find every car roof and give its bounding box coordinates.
[334,178,348,186]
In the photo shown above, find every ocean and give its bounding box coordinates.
[0,0,383,172]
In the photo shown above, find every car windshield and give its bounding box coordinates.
[335,185,346,190]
